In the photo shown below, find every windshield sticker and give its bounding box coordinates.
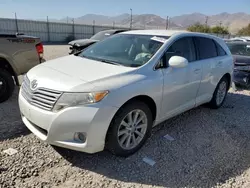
[105,33,111,36]
[151,36,167,43]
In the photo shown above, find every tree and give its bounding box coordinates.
[187,23,230,35]
[187,23,211,33]
[237,24,250,36]
[210,26,229,34]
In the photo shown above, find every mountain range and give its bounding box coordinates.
[54,12,250,33]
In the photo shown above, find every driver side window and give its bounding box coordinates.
[164,37,196,67]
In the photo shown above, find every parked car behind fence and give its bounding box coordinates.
[68,29,128,54]
[227,41,250,87]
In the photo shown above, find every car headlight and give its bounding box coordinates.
[53,91,108,111]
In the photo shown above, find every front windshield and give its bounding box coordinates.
[80,34,168,67]
[227,43,250,56]
[90,31,112,41]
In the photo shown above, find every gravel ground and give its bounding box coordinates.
[1,45,250,188]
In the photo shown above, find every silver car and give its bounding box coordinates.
[19,30,233,157]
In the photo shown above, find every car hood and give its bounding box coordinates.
[68,39,98,46]
[233,55,250,66]
[26,55,135,92]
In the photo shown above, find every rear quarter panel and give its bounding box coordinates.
[215,38,234,85]
[205,38,233,101]
[214,55,233,83]
[0,36,41,75]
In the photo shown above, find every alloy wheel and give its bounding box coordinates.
[216,80,227,105]
[117,109,148,150]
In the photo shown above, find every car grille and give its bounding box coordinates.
[21,77,62,111]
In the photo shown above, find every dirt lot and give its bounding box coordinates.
[1,45,250,188]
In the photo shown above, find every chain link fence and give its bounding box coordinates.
[0,18,131,42]
[0,17,239,42]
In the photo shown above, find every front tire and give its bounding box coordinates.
[106,101,153,157]
[0,69,15,103]
[209,76,229,109]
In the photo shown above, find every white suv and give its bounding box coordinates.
[19,30,233,157]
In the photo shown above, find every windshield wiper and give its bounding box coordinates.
[99,59,123,66]
[80,55,124,66]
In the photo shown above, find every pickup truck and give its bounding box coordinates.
[0,33,44,103]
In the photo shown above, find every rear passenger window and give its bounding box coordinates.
[215,42,227,56]
[195,37,217,60]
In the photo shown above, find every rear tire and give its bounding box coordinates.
[209,76,229,109]
[106,101,153,157]
[0,69,15,103]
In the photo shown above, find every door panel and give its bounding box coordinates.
[160,37,202,120]
[161,61,202,119]
[195,58,215,106]
[194,37,224,106]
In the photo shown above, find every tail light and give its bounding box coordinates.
[36,43,44,59]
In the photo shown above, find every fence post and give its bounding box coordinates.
[93,20,95,35]
[15,12,19,33]
[47,16,50,42]
[72,18,75,39]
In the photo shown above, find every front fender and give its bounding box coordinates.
[101,71,164,120]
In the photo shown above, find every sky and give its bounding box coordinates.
[0,0,249,20]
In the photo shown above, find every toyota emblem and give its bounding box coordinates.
[31,80,38,90]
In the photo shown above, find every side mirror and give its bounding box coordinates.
[169,56,188,68]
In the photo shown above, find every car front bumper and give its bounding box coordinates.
[18,91,118,153]
[233,69,250,86]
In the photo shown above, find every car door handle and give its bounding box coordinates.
[194,69,201,74]
[217,61,223,66]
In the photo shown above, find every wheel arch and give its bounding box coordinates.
[222,73,231,90]
[119,95,157,122]
[104,94,157,142]
[0,57,18,85]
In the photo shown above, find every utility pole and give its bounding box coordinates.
[166,16,169,30]
[205,16,208,26]
[130,8,133,29]
[67,16,69,24]
[15,12,19,33]
[113,21,115,29]
[219,21,222,27]
[168,17,171,29]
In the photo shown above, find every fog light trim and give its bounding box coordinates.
[74,132,86,143]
